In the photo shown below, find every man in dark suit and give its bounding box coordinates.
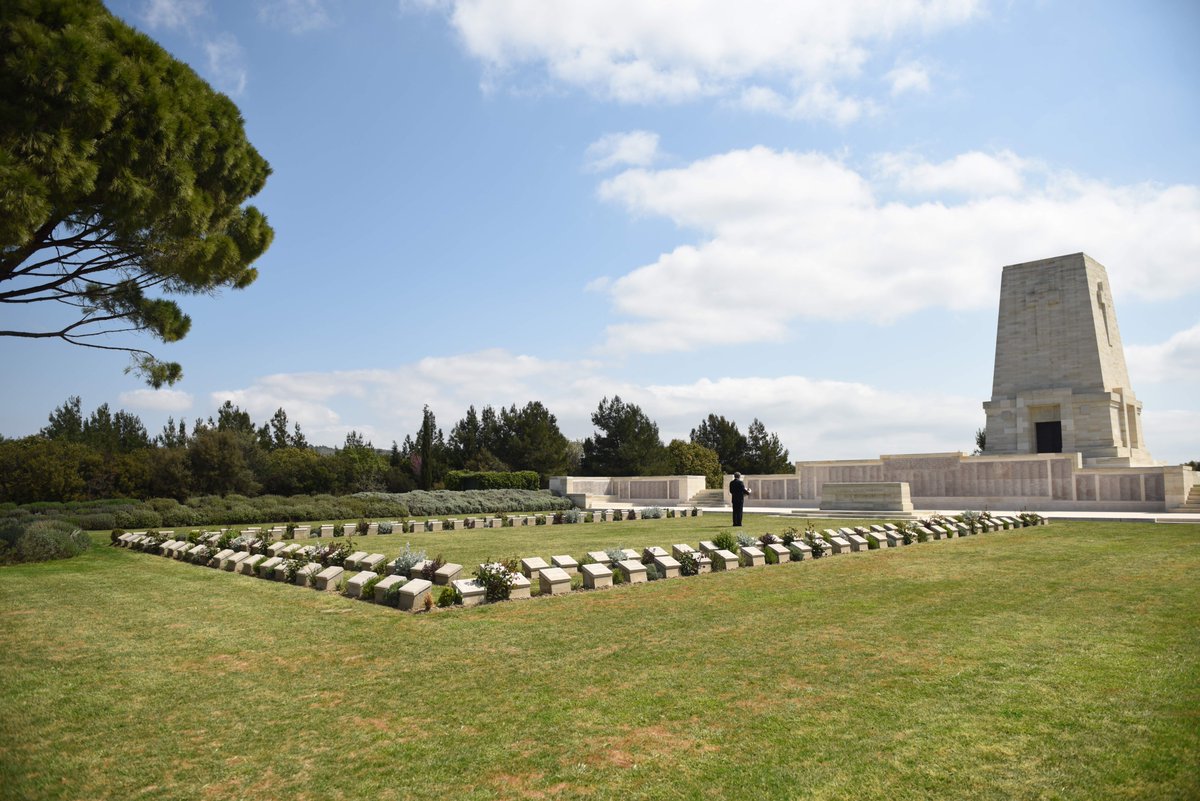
[729,472,751,526]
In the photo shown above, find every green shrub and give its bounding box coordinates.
[678,552,699,576]
[1,520,91,565]
[605,547,626,565]
[422,554,446,582]
[445,470,540,491]
[436,585,461,607]
[642,506,665,519]
[377,521,393,535]
[712,530,738,552]
[361,574,384,601]
[114,508,163,529]
[391,543,426,578]
[475,561,515,601]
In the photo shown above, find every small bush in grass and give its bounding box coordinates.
[422,554,446,582]
[740,530,762,550]
[959,510,983,534]
[282,558,304,584]
[679,552,700,576]
[780,527,798,546]
[317,542,353,568]
[356,519,370,536]
[283,524,295,540]
[712,530,738,552]
[642,506,664,519]
[110,528,125,545]
[645,562,662,581]
[804,526,826,559]
[361,574,384,600]
[564,508,581,523]
[383,583,403,607]
[437,585,461,607]
[605,547,626,565]
[476,561,515,601]
[391,543,426,578]
[895,521,918,545]
[377,521,393,535]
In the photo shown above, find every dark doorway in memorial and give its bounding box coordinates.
[1036,421,1063,453]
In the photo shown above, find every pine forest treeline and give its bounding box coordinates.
[0,395,791,503]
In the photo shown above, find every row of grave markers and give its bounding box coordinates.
[114,513,1044,613]
[194,507,704,542]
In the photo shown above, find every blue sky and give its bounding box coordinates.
[4,0,1199,463]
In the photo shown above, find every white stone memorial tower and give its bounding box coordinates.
[982,253,1154,466]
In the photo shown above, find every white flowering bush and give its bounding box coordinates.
[475,561,515,601]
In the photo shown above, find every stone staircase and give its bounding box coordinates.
[689,488,727,508]
[1171,485,1200,513]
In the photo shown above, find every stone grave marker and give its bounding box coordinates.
[616,559,647,584]
[711,550,739,570]
[433,563,462,585]
[652,555,681,579]
[374,574,406,603]
[539,566,572,595]
[581,563,613,589]
[315,565,344,591]
[521,556,549,580]
[346,571,377,599]
[551,555,579,574]
[453,578,486,607]
[739,545,766,567]
[398,578,433,611]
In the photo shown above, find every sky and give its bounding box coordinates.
[4,0,1199,464]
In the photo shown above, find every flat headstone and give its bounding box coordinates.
[827,536,852,555]
[620,548,640,560]
[739,546,765,567]
[698,540,717,554]
[293,562,322,585]
[315,565,344,591]
[539,566,572,595]
[711,549,739,570]
[256,556,284,578]
[238,554,266,575]
[787,541,812,561]
[407,559,432,579]
[346,570,377,599]
[643,546,669,559]
[319,525,334,538]
[366,523,378,536]
[187,544,208,561]
[212,548,235,567]
[846,534,870,552]
[586,551,612,565]
[345,551,369,570]
[433,562,462,585]
[551,555,579,574]
[280,543,301,557]
[671,543,695,560]
[581,563,613,589]
[374,574,407,603]
[766,543,791,563]
[520,556,549,580]
[293,525,311,538]
[397,578,433,611]
[616,559,647,584]
[445,519,460,530]
[453,578,486,607]
[509,573,532,600]
[885,531,904,547]
[652,555,681,579]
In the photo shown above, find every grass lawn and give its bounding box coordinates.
[1,515,1198,800]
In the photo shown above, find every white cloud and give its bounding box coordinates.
[257,0,331,34]
[737,83,873,124]
[118,388,194,413]
[1127,322,1200,384]
[142,0,207,30]
[430,0,984,121]
[213,348,986,459]
[886,60,932,94]
[204,34,247,95]
[875,150,1030,195]
[585,131,660,172]
[595,145,1200,351]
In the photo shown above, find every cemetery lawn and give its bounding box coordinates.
[1,517,1198,801]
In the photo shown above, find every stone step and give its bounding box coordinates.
[689,489,727,507]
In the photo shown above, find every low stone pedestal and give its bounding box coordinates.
[739,546,765,567]
[222,551,249,571]
[361,553,385,572]
[318,525,334,538]
[521,557,549,580]
[374,575,406,603]
[885,531,904,547]
[509,574,532,600]
[398,578,432,611]
[765,543,791,563]
[539,566,572,595]
[295,562,322,586]
[620,548,640,560]
[345,551,369,570]
[268,542,288,557]
[346,571,377,599]
[315,565,344,591]
[643,546,668,559]
[711,550,739,570]
[238,554,265,575]
[434,563,462,585]
[698,540,717,554]
[826,536,851,555]
[652,555,680,579]
[581,563,613,589]
[257,556,283,578]
[551,555,579,574]
[586,551,612,565]
[616,559,647,584]
[453,578,486,607]
[787,541,812,561]
[672,543,695,560]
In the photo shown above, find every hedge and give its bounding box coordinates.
[444,470,540,491]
